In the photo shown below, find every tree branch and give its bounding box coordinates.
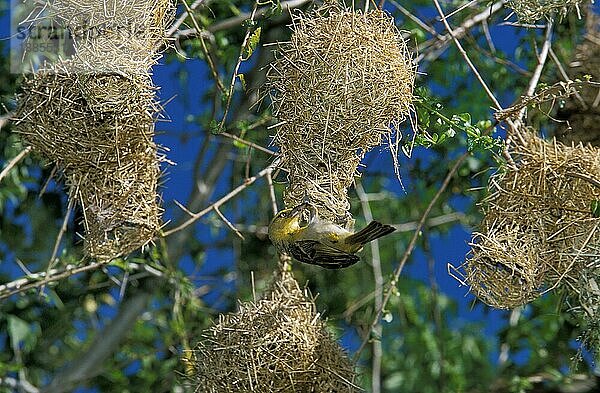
[353,152,468,362]
[42,292,150,393]
[0,146,32,184]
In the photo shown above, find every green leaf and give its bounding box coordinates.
[591,200,600,217]
[8,315,30,353]
[238,73,247,91]
[242,27,261,59]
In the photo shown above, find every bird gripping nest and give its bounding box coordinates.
[266,1,415,227]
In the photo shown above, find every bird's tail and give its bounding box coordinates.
[345,221,396,246]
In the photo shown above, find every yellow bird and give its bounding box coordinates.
[268,202,396,269]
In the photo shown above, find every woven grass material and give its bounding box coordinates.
[50,0,172,50]
[266,1,415,226]
[555,11,600,146]
[506,0,585,23]
[456,131,600,309]
[188,271,359,392]
[12,0,173,259]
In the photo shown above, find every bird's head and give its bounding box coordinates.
[268,202,315,244]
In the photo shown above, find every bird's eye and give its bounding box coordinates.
[278,211,288,218]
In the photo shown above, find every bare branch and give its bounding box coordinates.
[175,0,310,39]
[166,0,206,37]
[218,1,260,130]
[43,198,75,281]
[355,181,383,393]
[181,0,227,94]
[432,0,503,110]
[0,377,39,393]
[518,21,554,120]
[214,205,245,240]
[353,152,469,362]
[220,130,278,156]
[162,160,279,236]
[549,47,587,109]
[417,1,506,63]
[388,0,439,37]
[0,146,32,184]
[0,258,96,300]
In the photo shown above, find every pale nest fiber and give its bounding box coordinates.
[266,1,415,226]
[187,271,359,392]
[506,0,587,23]
[12,0,174,259]
[453,131,600,309]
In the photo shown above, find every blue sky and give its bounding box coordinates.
[2,1,598,389]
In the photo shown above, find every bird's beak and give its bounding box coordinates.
[290,202,310,216]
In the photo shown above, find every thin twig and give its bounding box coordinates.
[439,0,478,21]
[548,47,587,109]
[416,1,506,63]
[220,131,278,156]
[353,152,468,362]
[0,258,97,300]
[0,146,32,183]
[388,0,439,37]
[166,0,206,37]
[481,19,495,53]
[355,181,383,393]
[214,205,245,240]
[518,20,553,121]
[266,169,278,215]
[175,0,310,38]
[40,197,75,294]
[162,160,279,236]
[181,0,227,94]
[218,1,260,130]
[432,0,503,110]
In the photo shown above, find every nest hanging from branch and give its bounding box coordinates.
[12,0,174,259]
[453,131,600,309]
[186,271,359,392]
[506,0,586,23]
[266,1,415,226]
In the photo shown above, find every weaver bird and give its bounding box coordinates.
[268,202,396,269]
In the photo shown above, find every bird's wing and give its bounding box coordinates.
[288,240,360,269]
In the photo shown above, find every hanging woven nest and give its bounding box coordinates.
[12,0,174,260]
[186,271,359,392]
[506,0,586,23]
[454,131,600,309]
[266,1,415,227]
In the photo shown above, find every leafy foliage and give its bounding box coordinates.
[1,0,598,392]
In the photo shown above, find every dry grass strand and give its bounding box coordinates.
[266,2,415,224]
[187,271,359,392]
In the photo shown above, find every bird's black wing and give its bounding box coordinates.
[288,240,360,269]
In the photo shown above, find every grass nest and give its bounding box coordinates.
[12,0,173,259]
[187,271,359,392]
[454,131,600,309]
[49,0,173,50]
[506,0,586,23]
[266,1,415,226]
